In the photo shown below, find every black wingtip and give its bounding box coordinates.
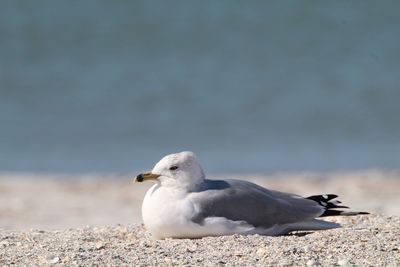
[306,194,338,202]
[307,194,369,218]
[320,210,370,217]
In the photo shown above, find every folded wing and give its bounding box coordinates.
[189,179,325,228]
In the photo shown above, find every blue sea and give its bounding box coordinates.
[1,1,399,173]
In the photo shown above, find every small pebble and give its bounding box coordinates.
[46,255,60,264]
[95,241,105,249]
[306,259,318,266]
[281,260,293,266]
[337,258,350,266]
[0,240,10,248]
[256,247,267,256]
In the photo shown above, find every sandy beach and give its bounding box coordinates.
[1,171,399,265]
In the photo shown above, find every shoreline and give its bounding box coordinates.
[1,170,399,230]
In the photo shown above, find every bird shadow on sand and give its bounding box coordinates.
[285,231,314,237]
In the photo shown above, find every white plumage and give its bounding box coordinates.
[135,151,367,239]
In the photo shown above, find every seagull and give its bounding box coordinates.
[134,151,368,239]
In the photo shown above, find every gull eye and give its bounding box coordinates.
[169,166,178,171]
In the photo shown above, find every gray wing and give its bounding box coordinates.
[189,179,324,228]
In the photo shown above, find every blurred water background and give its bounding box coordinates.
[1,1,399,174]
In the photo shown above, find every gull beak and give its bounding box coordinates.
[134,172,160,183]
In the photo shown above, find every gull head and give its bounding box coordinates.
[135,151,205,190]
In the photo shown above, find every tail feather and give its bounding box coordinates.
[306,194,369,217]
[281,219,341,234]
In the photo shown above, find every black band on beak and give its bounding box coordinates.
[136,173,144,182]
